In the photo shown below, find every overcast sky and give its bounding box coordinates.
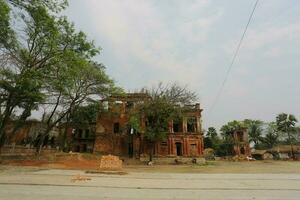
[64,0,300,129]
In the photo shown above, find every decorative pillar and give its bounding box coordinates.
[183,138,186,156]
[196,117,201,133]
[168,120,173,133]
[186,138,190,156]
[182,117,187,133]
[168,137,171,155]
[198,140,201,156]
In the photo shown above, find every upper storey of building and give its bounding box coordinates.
[97,93,203,135]
[100,93,202,115]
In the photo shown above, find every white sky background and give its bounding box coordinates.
[63,0,300,130]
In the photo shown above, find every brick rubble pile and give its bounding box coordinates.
[99,155,122,170]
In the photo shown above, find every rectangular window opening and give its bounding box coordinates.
[173,118,183,133]
[114,123,120,134]
[187,117,197,133]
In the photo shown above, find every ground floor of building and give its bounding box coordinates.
[93,133,204,158]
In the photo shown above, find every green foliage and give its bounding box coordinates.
[204,137,213,149]
[137,83,197,143]
[204,126,233,156]
[210,115,299,156]
[220,120,245,138]
[0,0,120,148]
[128,115,142,134]
[276,113,298,136]
[0,0,15,48]
[215,137,234,157]
[142,97,179,142]
[204,127,220,149]
[70,102,100,125]
[243,119,263,145]
[275,113,298,158]
[258,122,279,149]
[206,127,218,138]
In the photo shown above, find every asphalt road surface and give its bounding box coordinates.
[0,168,299,200]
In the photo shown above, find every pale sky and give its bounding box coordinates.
[64,0,300,129]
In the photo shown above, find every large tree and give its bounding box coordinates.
[0,0,119,149]
[259,122,279,149]
[37,61,117,152]
[206,127,218,138]
[0,0,68,146]
[276,113,298,159]
[204,127,221,150]
[220,120,245,138]
[219,121,246,156]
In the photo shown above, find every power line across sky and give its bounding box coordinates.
[207,0,260,118]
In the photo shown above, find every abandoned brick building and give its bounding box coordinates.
[232,129,251,156]
[93,93,204,158]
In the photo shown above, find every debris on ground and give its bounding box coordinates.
[147,161,154,166]
[246,156,256,161]
[71,174,91,182]
[232,155,253,161]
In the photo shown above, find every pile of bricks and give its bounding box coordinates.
[99,155,122,170]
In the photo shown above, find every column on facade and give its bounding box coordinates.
[197,139,200,156]
[185,138,189,156]
[196,117,201,133]
[168,120,173,133]
[182,138,187,156]
[182,117,187,133]
[198,137,202,156]
[168,136,172,155]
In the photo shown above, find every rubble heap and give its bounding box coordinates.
[99,155,122,170]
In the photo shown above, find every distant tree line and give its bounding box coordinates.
[204,114,299,158]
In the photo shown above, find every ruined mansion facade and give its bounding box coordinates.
[93,93,204,158]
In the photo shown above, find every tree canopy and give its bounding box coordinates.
[128,82,198,160]
[0,0,120,148]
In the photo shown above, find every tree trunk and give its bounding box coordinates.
[0,107,13,148]
[36,126,52,154]
[60,126,68,152]
[60,115,70,152]
[149,142,154,162]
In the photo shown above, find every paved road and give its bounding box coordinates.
[0,169,299,199]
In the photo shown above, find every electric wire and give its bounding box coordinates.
[207,0,260,116]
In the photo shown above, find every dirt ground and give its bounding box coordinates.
[125,160,300,173]
[1,153,300,173]
[0,168,300,200]
[1,153,300,200]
